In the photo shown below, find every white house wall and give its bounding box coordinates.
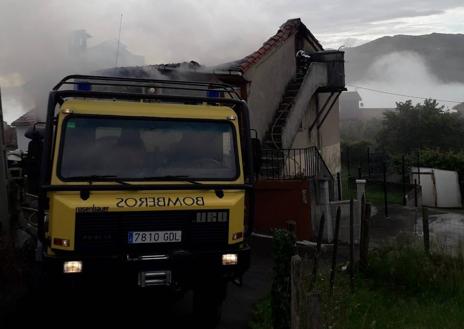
[282,62,327,149]
[318,96,341,175]
[244,37,296,140]
[291,93,341,176]
[291,95,317,148]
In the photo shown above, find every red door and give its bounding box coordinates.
[254,179,313,241]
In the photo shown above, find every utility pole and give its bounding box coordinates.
[0,87,10,240]
[114,13,123,67]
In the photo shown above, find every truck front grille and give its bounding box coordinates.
[74,210,229,254]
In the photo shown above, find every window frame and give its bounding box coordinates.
[56,114,241,182]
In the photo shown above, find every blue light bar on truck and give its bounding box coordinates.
[75,81,92,91]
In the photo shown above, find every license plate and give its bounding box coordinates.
[128,231,182,244]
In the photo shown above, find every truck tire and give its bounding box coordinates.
[193,280,227,328]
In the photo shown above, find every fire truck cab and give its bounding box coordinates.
[37,75,258,326]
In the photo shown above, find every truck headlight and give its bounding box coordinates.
[63,261,83,274]
[222,254,238,266]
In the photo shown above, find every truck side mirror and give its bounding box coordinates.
[251,138,262,175]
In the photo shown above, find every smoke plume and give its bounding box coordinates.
[354,51,464,109]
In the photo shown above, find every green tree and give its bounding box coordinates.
[340,118,382,145]
[377,99,464,154]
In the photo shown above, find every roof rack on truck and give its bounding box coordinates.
[52,74,242,101]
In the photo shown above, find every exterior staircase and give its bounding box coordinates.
[259,63,333,183]
[261,65,308,151]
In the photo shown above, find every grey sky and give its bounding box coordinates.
[1,0,464,121]
[1,0,463,67]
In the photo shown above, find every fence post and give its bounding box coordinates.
[414,179,418,208]
[349,197,354,292]
[402,155,406,206]
[336,172,342,201]
[347,146,351,177]
[311,213,325,287]
[367,147,370,177]
[291,255,302,329]
[422,206,430,256]
[307,291,321,329]
[417,151,421,185]
[271,230,295,329]
[356,179,366,243]
[359,197,371,271]
[358,167,362,179]
[329,207,341,296]
[383,162,388,218]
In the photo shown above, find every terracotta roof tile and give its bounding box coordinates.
[221,18,323,73]
[212,18,323,73]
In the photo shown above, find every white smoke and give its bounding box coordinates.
[354,51,464,109]
[0,1,144,123]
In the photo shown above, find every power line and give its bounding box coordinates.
[348,84,463,104]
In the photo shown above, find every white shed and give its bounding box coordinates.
[411,167,462,208]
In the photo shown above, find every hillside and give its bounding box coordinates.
[345,33,464,84]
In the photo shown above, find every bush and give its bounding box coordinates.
[271,229,295,329]
[249,296,272,329]
[341,140,373,171]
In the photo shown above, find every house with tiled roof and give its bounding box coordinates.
[214,19,344,175]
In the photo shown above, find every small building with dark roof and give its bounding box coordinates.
[11,109,38,151]
[340,91,393,121]
[3,121,17,150]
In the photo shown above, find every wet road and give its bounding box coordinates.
[2,236,273,328]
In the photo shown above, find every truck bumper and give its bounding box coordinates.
[43,244,251,289]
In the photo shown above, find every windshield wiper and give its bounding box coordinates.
[142,175,203,185]
[65,175,132,186]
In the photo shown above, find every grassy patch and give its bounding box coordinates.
[248,296,272,329]
[323,277,464,329]
[248,237,464,329]
[365,182,403,206]
[341,171,403,206]
[322,239,464,329]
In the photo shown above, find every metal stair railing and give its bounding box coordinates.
[259,146,333,180]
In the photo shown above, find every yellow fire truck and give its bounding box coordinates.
[36,75,258,325]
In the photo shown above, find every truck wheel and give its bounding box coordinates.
[193,280,227,328]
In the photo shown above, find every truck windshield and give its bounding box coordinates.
[59,116,239,181]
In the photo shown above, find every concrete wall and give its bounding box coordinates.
[244,37,296,140]
[299,93,341,176]
[289,79,342,176]
[319,95,341,175]
[291,93,318,148]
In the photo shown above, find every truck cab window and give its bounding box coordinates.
[59,116,238,181]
